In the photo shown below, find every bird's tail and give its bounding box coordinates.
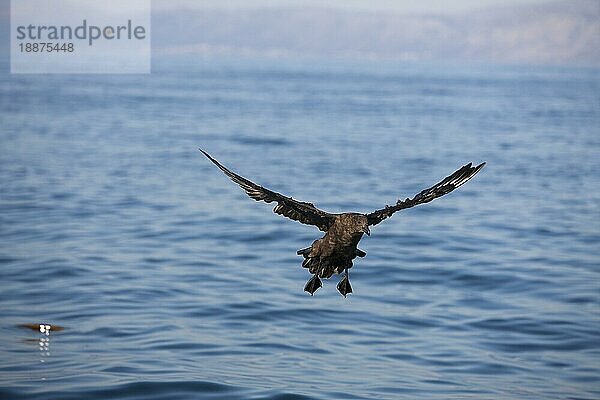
[297,246,337,278]
[297,246,318,274]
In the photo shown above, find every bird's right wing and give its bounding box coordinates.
[201,149,336,232]
[366,162,485,226]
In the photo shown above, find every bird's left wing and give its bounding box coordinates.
[201,150,336,232]
[366,162,485,226]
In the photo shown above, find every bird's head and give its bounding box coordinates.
[361,220,370,236]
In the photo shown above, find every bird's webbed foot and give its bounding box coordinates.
[304,274,322,295]
[336,270,353,297]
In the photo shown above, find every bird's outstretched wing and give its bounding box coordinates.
[366,162,485,226]
[201,150,336,232]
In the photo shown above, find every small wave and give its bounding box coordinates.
[0,381,321,400]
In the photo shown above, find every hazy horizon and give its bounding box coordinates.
[151,0,600,67]
[152,0,554,14]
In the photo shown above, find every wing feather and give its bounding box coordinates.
[367,162,485,226]
[201,149,336,231]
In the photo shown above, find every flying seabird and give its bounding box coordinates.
[200,149,485,297]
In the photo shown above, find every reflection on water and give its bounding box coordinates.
[39,336,50,363]
[19,324,64,366]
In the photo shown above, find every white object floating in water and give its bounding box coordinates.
[39,324,52,335]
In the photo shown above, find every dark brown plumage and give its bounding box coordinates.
[201,149,485,297]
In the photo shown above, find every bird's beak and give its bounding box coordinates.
[363,226,370,236]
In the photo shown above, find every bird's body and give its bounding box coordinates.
[200,149,485,297]
[299,213,367,278]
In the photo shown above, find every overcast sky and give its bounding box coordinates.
[153,0,553,14]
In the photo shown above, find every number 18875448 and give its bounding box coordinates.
[19,42,74,52]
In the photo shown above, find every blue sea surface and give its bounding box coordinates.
[1,59,599,399]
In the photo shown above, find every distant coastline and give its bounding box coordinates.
[150,0,599,67]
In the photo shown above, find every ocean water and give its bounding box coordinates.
[0,59,599,399]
